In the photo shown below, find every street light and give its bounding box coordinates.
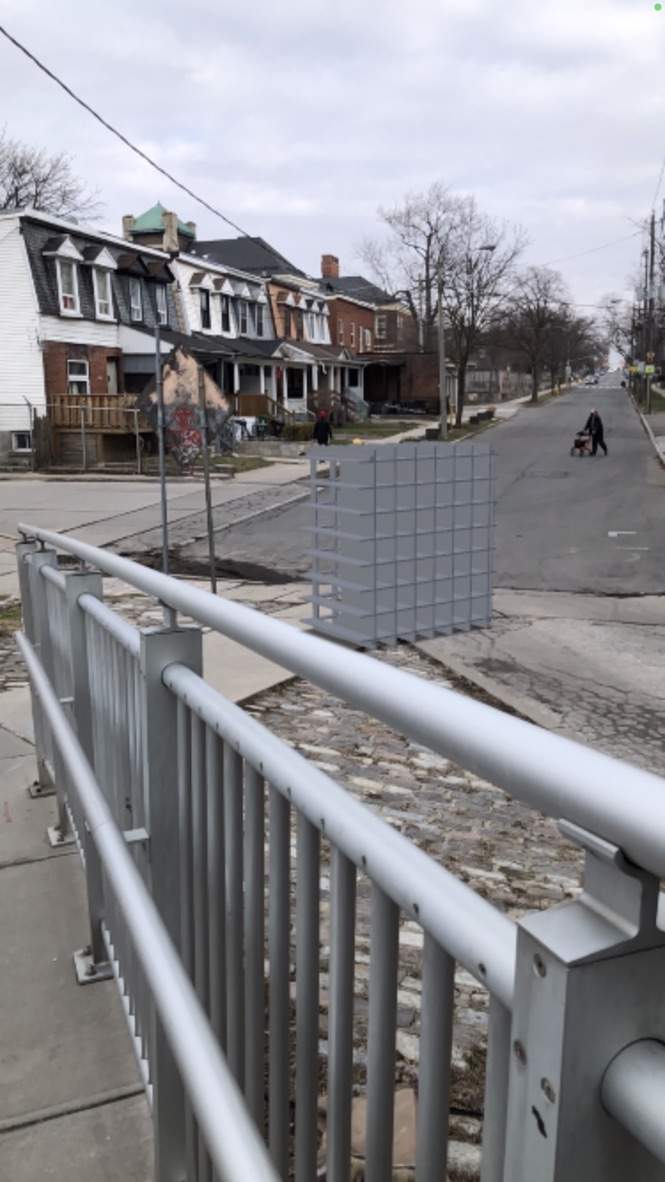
[438,243,497,439]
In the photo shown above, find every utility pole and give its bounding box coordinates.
[197,365,217,595]
[154,320,169,576]
[437,261,447,440]
[646,209,656,415]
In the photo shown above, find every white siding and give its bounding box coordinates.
[0,219,45,417]
[39,315,120,348]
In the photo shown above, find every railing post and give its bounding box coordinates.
[15,539,49,795]
[24,546,59,796]
[141,623,202,1182]
[503,820,665,1181]
[62,569,114,983]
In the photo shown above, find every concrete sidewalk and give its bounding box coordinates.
[0,584,310,1179]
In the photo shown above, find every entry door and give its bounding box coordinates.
[106,359,119,395]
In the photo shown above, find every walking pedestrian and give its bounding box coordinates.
[583,408,608,456]
[312,410,333,447]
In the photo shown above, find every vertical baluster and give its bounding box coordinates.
[191,711,211,1182]
[415,937,455,1181]
[224,744,245,1089]
[178,700,197,1182]
[245,764,266,1131]
[206,727,227,1054]
[480,998,511,1182]
[365,887,399,1182]
[326,849,356,1182]
[295,815,320,1182]
[269,785,291,1179]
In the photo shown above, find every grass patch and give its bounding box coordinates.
[210,454,272,474]
[0,599,22,636]
[335,419,431,438]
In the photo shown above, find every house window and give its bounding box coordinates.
[67,359,90,395]
[56,259,80,315]
[200,288,211,330]
[93,269,113,319]
[155,285,168,325]
[256,303,264,336]
[11,431,32,452]
[338,321,344,346]
[363,328,372,351]
[376,314,387,341]
[239,300,248,334]
[221,295,231,333]
[348,367,359,387]
[129,278,143,322]
[349,322,356,348]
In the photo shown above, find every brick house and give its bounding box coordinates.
[0,209,177,465]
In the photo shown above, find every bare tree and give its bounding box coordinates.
[503,266,569,402]
[599,294,634,363]
[358,182,461,349]
[0,130,100,220]
[442,197,526,424]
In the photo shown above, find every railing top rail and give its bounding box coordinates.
[16,630,279,1182]
[19,523,665,881]
[40,563,67,592]
[165,661,516,1007]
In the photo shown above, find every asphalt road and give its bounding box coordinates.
[183,374,665,594]
[491,374,665,593]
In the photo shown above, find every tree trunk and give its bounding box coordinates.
[530,365,540,402]
[455,365,467,427]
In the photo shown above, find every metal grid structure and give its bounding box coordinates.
[14,526,665,1182]
[309,442,495,647]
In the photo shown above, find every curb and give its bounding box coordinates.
[627,389,665,469]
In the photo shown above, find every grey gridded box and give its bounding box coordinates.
[309,442,495,648]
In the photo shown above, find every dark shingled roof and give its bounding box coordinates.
[190,236,305,278]
[323,275,393,304]
[21,217,177,330]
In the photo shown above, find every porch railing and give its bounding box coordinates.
[14,524,665,1182]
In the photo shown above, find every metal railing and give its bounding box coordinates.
[14,524,665,1182]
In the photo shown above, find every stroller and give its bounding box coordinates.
[570,430,592,457]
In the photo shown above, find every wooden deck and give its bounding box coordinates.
[48,394,152,433]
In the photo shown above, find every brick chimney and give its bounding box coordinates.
[321,253,339,280]
[122,214,135,241]
[162,211,180,253]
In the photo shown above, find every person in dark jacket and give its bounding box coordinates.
[313,411,333,446]
[583,408,607,456]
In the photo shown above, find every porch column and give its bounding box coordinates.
[233,362,240,393]
[311,364,319,392]
[282,367,288,405]
[259,365,266,395]
[358,367,364,397]
[272,365,278,401]
[303,366,309,402]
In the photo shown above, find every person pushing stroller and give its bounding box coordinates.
[583,408,608,456]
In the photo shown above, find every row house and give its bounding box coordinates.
[189,232,366,417]
[0,208,177,465]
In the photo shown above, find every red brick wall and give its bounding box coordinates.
[329,298,374,354]
[42,343,123,395]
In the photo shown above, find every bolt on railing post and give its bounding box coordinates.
[63,569,111,979]
[503,822,665,1181]
[140,623,202,1182]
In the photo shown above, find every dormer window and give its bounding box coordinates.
[57,259,80,315]
[256,304,264,336]
[93,269,113,320]
[220,295,231,333]
[239,300,248,334]
[200,288,211,330]
[129,278,143,322]
[155,285,168,325]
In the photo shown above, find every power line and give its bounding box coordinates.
[0,23,251,238]
[542,230,642,268]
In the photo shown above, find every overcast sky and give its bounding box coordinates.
[2,0,664,313]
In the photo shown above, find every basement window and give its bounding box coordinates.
[11,431,32,452]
